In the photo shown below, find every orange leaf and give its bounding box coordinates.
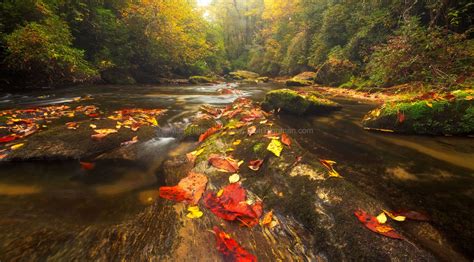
[281,133,291,147]
[208,154,239,173]
[159,172,208,205]
[199,124,222,143]
[261,210,273,226]
[354,209,403,239]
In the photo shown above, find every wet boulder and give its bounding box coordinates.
[285,71,316,87]
[362,90,474,135]
[262,89,341,115]
[188,76,216,84]
[228,70,260,81]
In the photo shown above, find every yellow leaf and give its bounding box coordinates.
[89,124,97,129]
[190,148,204,157]
[186,206,203,219]
[229,174,240,183]
[376,212,387,224]
[383,210,406,221]
[232,139,242,146]
[426,101,433,108]
[329,169,342,178]
[148,117,158,126]
[237,160,244,166]
[217,189,224,197]
[10,143,24,150]
[267,139,283,157]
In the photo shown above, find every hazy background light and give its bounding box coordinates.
[197,0,212,6]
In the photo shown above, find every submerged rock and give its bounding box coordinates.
[228,70,260,80]
[188,76,215,84]
[362,90,474,135]
[262,89,340,115]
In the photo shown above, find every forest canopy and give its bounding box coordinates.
[0,0,472,88]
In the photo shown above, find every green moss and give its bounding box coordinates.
[188,75,214,84]
[363,91,474,135]
[228,70,260,80]
[262,89,340,115]
[285,78,312,87]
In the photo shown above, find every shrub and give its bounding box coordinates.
[4,16,97,86]
[366,17,474,87]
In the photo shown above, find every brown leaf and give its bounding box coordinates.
[247,126,256,136]
[208,154,239,173]
[248,159,264,171]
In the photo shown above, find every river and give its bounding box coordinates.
[0,83,472,259]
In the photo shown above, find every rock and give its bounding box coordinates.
[285,71,316,87]
[285,78,312,86]
[228,70,260,80]
[262,89,341,115]
[5,120,157,161]
[188,76,215,84]
[294,71,317,81]
[362,90,474,135]
[257,76,270,83]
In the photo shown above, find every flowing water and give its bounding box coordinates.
[0,83,472,259]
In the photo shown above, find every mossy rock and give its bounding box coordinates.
[262,89,341,115]
[228,70,260,80]
[362,90,474,135]
[294,71,317,81]
[285,78,312,87]
[188,76,215,84]
[257,76,270,83]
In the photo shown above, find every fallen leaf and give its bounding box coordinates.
[121,136,138,146]
[397,111,405,123]
[213,227,256,262]
[267,139,283,157]
[391,210,429,221]
[376,212,387,224]
[10,143,24,150]
[199,124,222,143]
[232,140,242,146]
[66,122,79,130]
[354,209,403,239]
[80,161,95,170]
[426,101,433,108]
[248,159,264,171]
[383,210,406,222]
[319,159,342,178]
[261,210,273,226]
[186,206,203,219]
[247,126,256,136]
[229,174,240,183]
[89,124,97,129]
[281,133,291,147]
[159,172,208,205]
[208,154,239,173]
[204,183,262,227]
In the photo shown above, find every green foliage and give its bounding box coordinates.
[4,16,96,86]
[366,18,474,87]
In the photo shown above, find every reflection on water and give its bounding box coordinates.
[276,98,474,256]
